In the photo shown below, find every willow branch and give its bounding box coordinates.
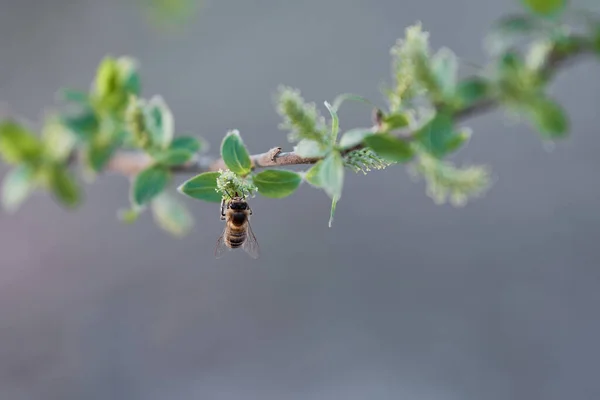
[105,37,596,177]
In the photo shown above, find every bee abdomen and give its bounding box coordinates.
[226,228,246,248]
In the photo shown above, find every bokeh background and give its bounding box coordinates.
[1,0,600,399]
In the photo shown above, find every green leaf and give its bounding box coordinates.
[177,171,222,202]
[499,51,524,72]
[444,128,472,154]
[431,47,458,97]
[145,95,174,149]
[94,56,120,100]
[318,151,345,200]
[415,112,457,157]
[456,78,489,108]
[2,165,36,212]
[151,192,194,237]
[324,101,339,144]
[253,170,302,198]
[331,93,375,111]
[170,136,203,153]
[47,166,81,208]
[152,149,194,166]
[0,120,42,164]
[131,166,171,206]
[364,133,414,162]
[304,161,323,187]
[339,128,373,149]
[118,207,141,224]
[522,0,566,17]
[294,139,328,157]
[527,97,569,138]
[61,109,98,141]
[220,130,252,175]
[42,118,78,162]
[87,137,119,173]
[381,113,410,131]
[328,196,338,228]
[117,56,141,96]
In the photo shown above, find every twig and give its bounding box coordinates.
[105,38,596,177]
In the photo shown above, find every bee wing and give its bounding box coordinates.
[241,221,260,259]
[214,226,229,259]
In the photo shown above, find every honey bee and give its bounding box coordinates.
[215,194,260,259]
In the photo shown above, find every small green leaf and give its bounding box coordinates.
[253,170,302,198]
[85,128,125,173]
[294,139,328,157]
[118,207,142,224]
[145,96,174,149]
[381,113,409,131]
[151,192,194,237]
[47,166,81,208]
[177,171,222,202]
[328,196,338,228]
[364,134,414,162]
[528,97,569,138]
[324,101,339,144]
[61,109,98,141]
[339,128,373,149]
[131,166,171,206]
[152,149,194,166]
[304,161,323,187]
[444,128,472,154]
[522,0,566,17]
[415,112,457,157]
[170,136,203,153]
[117,56,141,96]
[2,165,36,212]
[94,56,120,100]
[499,51,524,72]
[87,137,119,173]
[456,78,489,108]
[42,118,78,162]
[432,47,458,97]
[0,120,42,164]
[318,151,345,200]
[220,130,252,175]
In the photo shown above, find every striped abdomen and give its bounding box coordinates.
[225,211,248,248]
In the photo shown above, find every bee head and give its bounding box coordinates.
[228,199,248,210]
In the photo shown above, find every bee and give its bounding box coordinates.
[215,194,260,259]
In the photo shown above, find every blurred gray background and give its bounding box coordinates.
[1,0,600,399]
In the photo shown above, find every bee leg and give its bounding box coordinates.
[220,199,226,220]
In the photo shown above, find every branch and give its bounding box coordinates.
[105,36,596,177]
